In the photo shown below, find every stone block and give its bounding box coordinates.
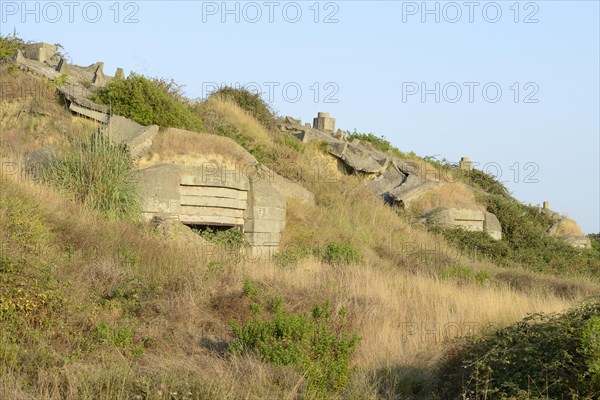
[68,102,109,123]
[23,43,57,63]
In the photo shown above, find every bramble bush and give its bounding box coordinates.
[229,279,361,397]
[91,73,203,131]
[437,298,600,399]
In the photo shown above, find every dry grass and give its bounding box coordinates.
[408,182,485,215]
[549,218,585,237]
[137,127,257,169]
[202,95,273,146]
[1,171,589,399]
[0,66,99,157]
[1,65,596,400]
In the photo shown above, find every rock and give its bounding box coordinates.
[149,216,208,244]
[24,146,56,178]
[327,141,388,174]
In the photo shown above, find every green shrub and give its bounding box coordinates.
[459,168,509,197]
[94,321,144,355]
[0,34,25,60]
[278,134,305,152]
[438,265,490,285]
[195,227,247,250]
[345,130,399,154]
[274,245,317,268]
[274,242,363,268]
[321,242,363,266]
[209,86,277,130]
[53,73,68,88]
[40,133,141,221]
[582,315,600,386]
[429,190,600,276]
[437,298,600,399]
[91,73,203,131]
[229,279,361,396]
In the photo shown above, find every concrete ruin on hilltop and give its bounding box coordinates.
[10,45,592,250]
[12,43,316,253]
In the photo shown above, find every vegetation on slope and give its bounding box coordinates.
[431,171,600,276]
[2,43,599,399]
[206,86,278,130]
[230,279,361,397]
[40,133,141,221]
[437,297,600,399]
[91,73,204,131]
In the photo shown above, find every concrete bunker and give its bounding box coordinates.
[137,163,286,251]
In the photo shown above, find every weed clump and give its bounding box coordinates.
[229,279,361,396]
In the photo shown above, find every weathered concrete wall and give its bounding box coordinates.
[23,43,57,64]
[244,177,286,247]
[563,236,592,249]
[137,163,286,249]
[424,207,502,240]
[108,116,159,158]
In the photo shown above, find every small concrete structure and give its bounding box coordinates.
[563,236,592,249]
[543,201,550,210]
[328,140,389,174]
[459,157,473,171]
[424,208,502,240]
[137,163,286,250]
[23,43,57,64]
[313,112,336,133]
[115,68,125,80]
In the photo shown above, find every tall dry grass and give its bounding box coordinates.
[138,127,257,169]
[1,171,589,400]
[408,182,485,215]
[201,96,273,146]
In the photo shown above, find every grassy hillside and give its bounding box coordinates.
[1,47,599,399]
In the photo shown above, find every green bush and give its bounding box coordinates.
[321,242,363,266]
[229,279,361,396]
[91,73,203,131]
[274,242,363,268]
[582,315,600,386]
[209,86,277,130]
[459,168,509,197]
[437,298,600,399]
[438,265,490,285]
[429,183,600,276]
[41,133,141,221]
[274,245,317,268]
[195,227,248,250]
[94,321,144,355]
[0,34,25,60]
[345,130,399,154]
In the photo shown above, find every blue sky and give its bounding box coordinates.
[2,0,599,233]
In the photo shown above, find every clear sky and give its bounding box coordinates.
[2,0,599,233]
